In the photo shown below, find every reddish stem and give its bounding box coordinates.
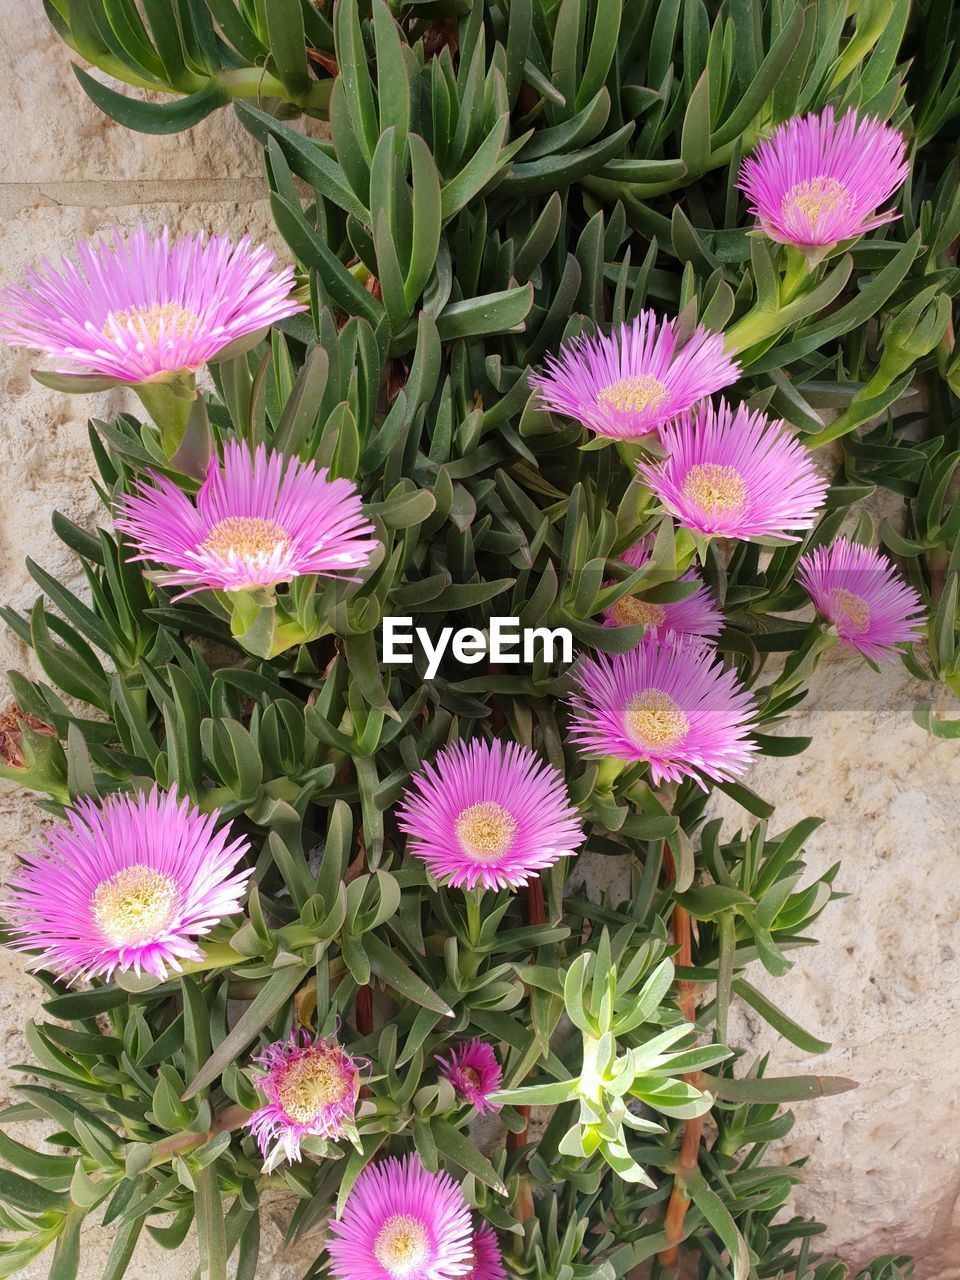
[658,854,702,1268]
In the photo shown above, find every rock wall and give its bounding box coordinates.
[0,5,957,1277]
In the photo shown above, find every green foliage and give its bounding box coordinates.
[1,0,957,1276]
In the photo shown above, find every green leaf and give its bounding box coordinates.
[432,1119,507,1195]
[266,0,309,98]
[733,978,830,1053]
[73,65,227,133]
[436,285,534,341]
[683,1166,750,1280]
[183,964,308,1099]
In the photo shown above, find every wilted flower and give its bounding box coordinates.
[2,788,250,983]
[437,1040,502,1115]
[0,224,303,383]
[531,311,739,440]
[397,738,584,892]
[465,1224,507,1280]
[0,704,56,770]
[247,1029,361,1170]
[568,637,757,786]
[638,400,828,541]
[326,1154,473,1280]
[114,440,379,598]
[797,537,926,663]
[603,537,723,643]
[739,107,909,255]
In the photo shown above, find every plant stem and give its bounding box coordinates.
[148,1103,250,1168]
[658,851,703,1269]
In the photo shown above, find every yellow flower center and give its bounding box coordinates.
[92,864,178,946]
[455,801,517,862]
[782,176,854,227]
[462,1066,482,1089]
[201,517,291,563]
[610,596,666,628]
[624,690,689,751]
[276,1049,351,1124]
[103,302,201,345]
[682,463,747,514]
[598,374,667,415]
[828,587,871,635]
[374,1214,430,1278]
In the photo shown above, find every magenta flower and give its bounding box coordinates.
[2,788,250,983]
[638,400,828,542]
[327,1154,473,1280]
[396,739,584,892]
[247,1029,361,1171]
[531,311,740,440]
[114,440,379,599]
[437,1040,502,1116]
[603,536,723,643]
[568,637,757,786]
[797,537,926,663]
[0,224,304,383]
[465,1224,507,1280]
[739,107,909,254]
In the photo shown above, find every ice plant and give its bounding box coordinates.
[638,400,828,541]
[326,1154,473,1280]
[568,637,757,786]
[0,223,304,384]
[739,107,909,257]
[465,1224,507,1280]
[437,1040,502,1115]
[797,537,926,663]
[603,537,722,643]
[247,1029,360,1170]
[114,440,379,598]
[396,738,584,891]
[531,311,740,440]
[2,788,250,983]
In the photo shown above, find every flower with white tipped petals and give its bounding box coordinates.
[797,537,925,663]
[531,312,740,440]
[0,224,304,383]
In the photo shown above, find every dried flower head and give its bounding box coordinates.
[247,1029,361,1170]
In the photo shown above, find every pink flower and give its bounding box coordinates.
[603,536,723,643]
[797,536,926,663]
[437,1040,502,1115]
[568,637,757,787]
[327,1154,474,1280]
[2,788,250,983]
[396,739,584,892]
[0,224,304,382]
[114,440,379,599]
[638,400,827,542]
[465,1224,507,1280]
[531,311,739,440]
[739,107,909,253]
[246,1029,361,1171]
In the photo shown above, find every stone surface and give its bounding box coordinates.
[1,4,959,1278]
